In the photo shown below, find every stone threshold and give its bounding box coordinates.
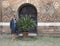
[18,33,37,36]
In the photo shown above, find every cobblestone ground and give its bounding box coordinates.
[0,34,60,46]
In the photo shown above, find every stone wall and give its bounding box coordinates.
[1,0,60,35]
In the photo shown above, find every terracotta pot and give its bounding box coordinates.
[23,32,28,37]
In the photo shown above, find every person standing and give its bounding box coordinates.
[10,18,17,40]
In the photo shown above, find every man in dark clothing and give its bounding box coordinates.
[10,18,18,40]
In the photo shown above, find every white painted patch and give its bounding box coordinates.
[0,22,10,26]
[38,22,60,26]
[0,22,60,26]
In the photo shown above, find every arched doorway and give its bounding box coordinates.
[18,3,37,33]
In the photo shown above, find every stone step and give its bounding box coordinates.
[18,33,37,36]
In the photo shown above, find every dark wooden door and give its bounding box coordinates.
[18,4,37,33]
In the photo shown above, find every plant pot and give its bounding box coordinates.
[23,32,28,37]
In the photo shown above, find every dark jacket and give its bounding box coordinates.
[10,19,14,29]
[10,19,17,34]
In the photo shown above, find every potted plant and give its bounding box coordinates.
[17,16,36,37]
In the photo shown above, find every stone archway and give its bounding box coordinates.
[18,3,37,33]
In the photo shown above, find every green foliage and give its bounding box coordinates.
[17,16,36,32]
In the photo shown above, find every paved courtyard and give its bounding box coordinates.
[0,34,60,46]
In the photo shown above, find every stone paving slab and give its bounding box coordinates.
[0,34,60,46]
